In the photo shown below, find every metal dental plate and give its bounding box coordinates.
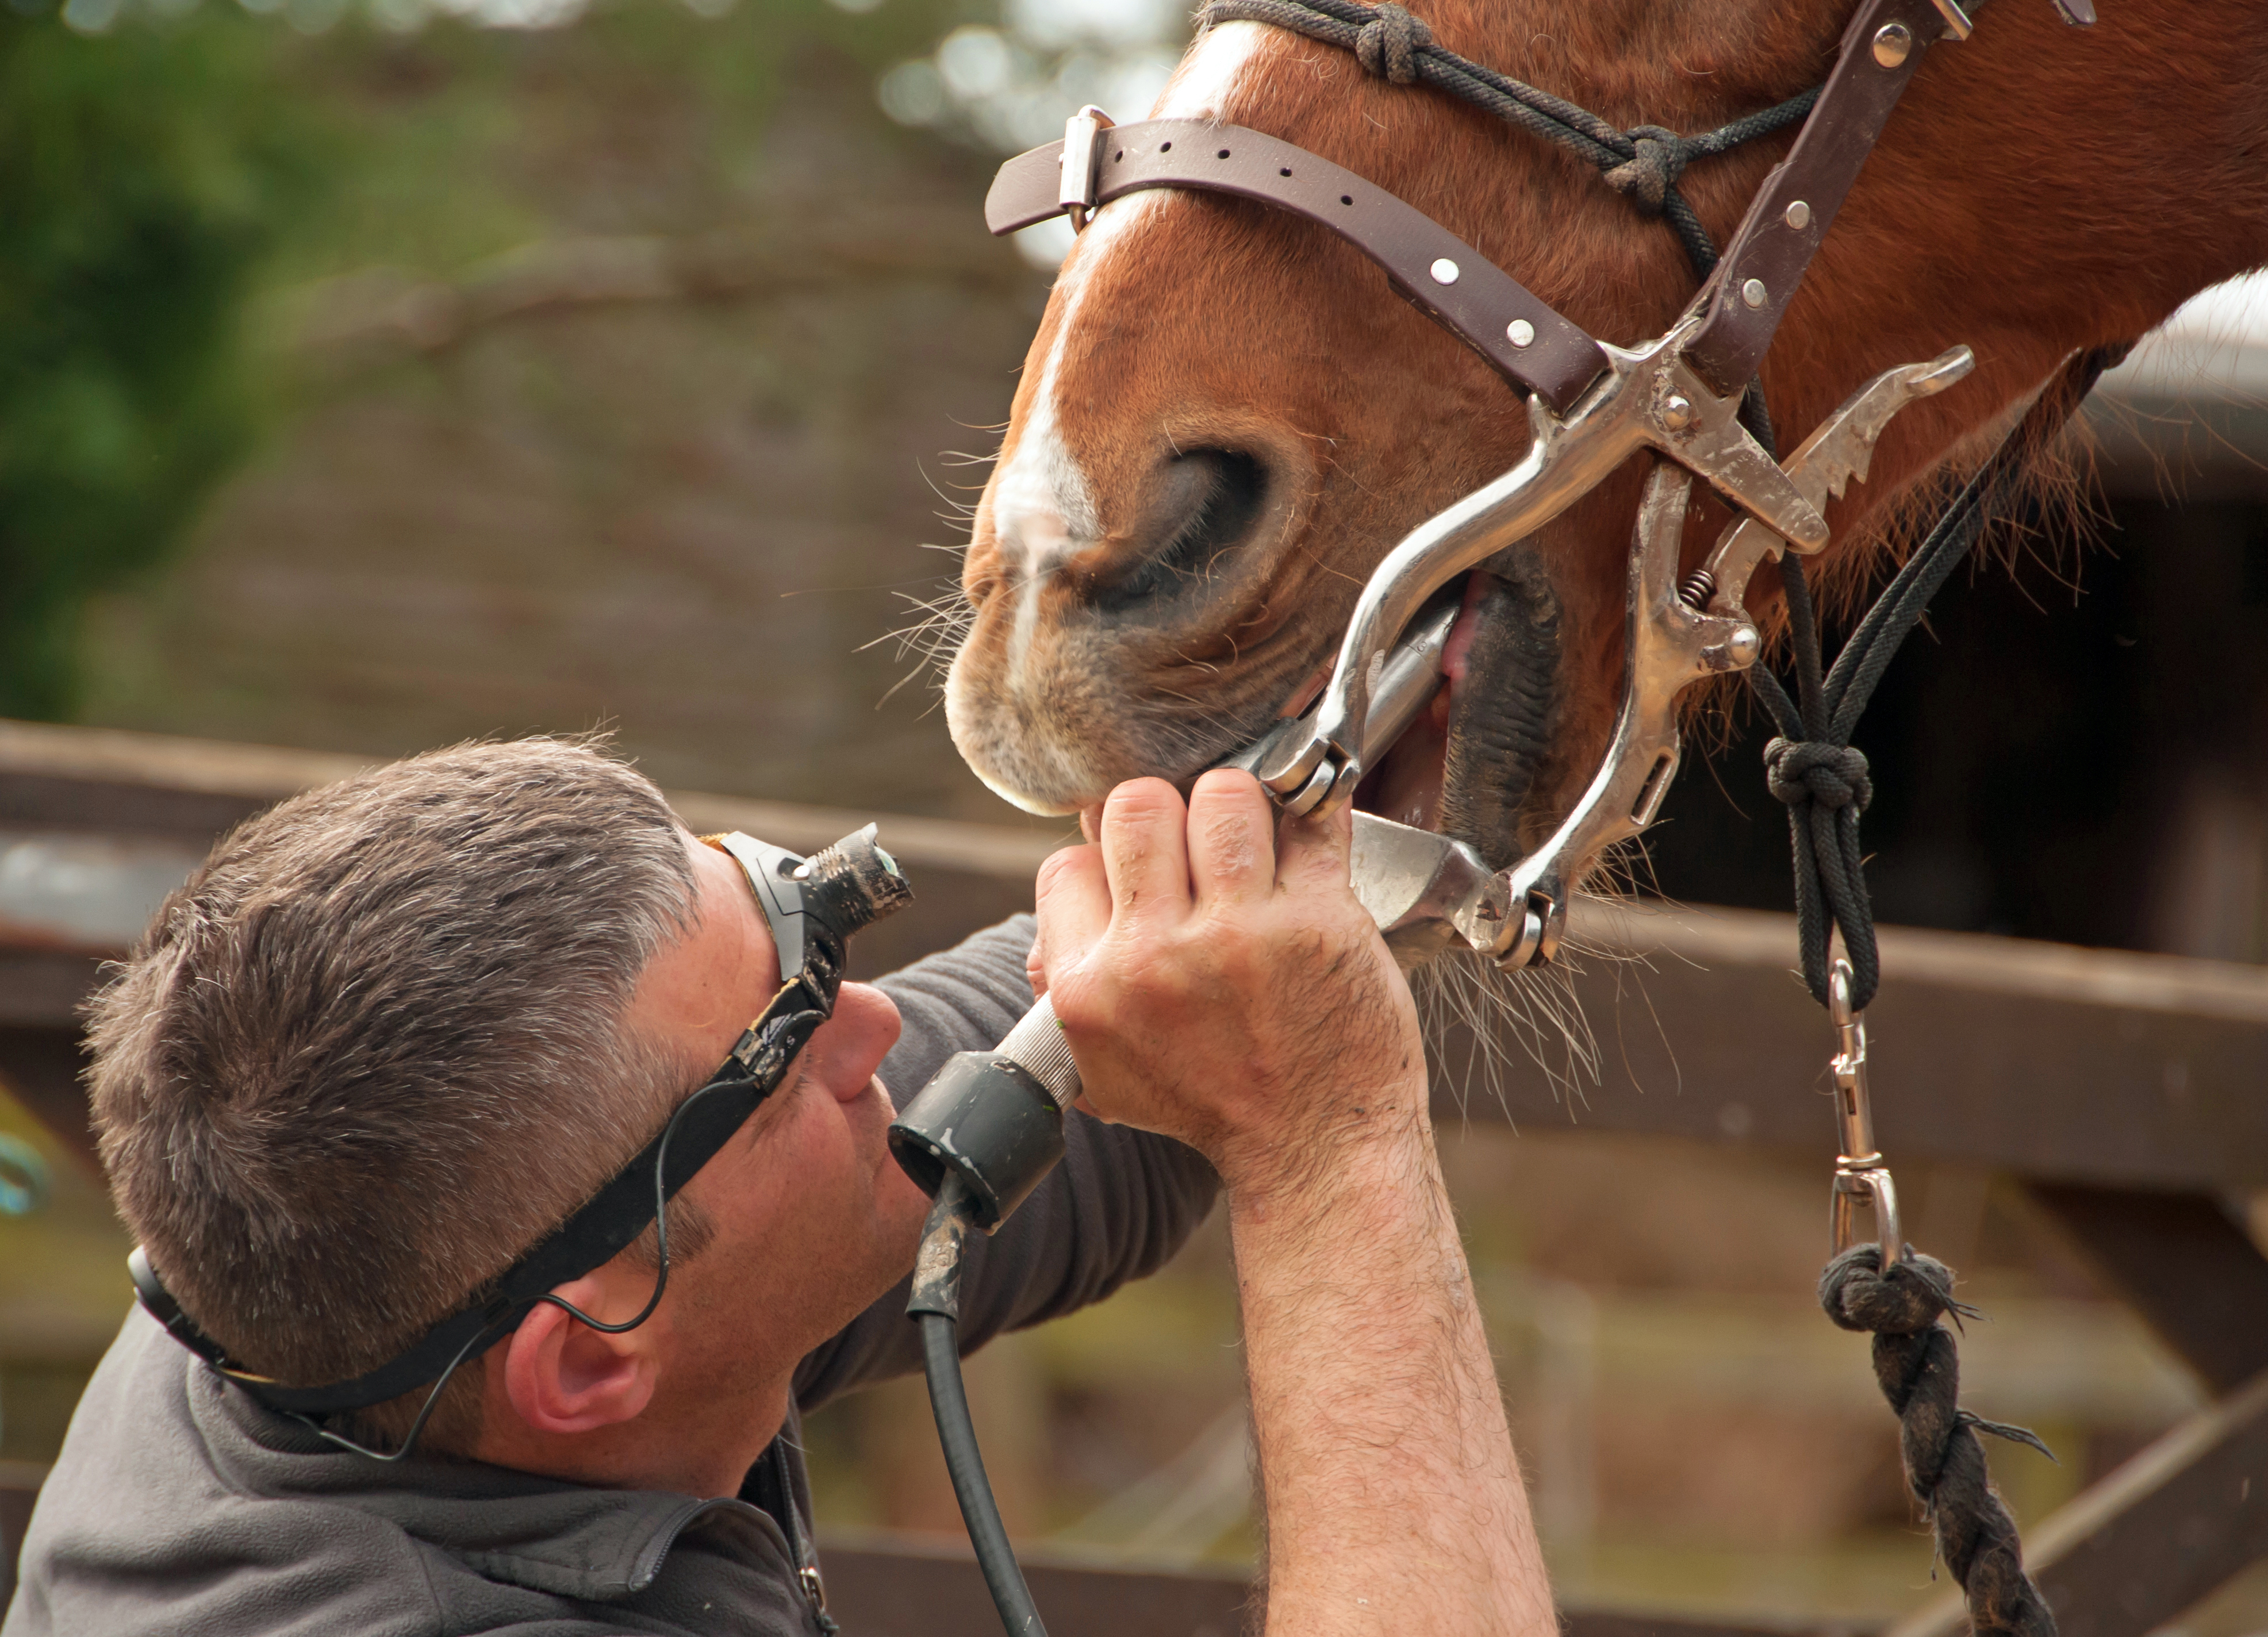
[1349,813,1510,972]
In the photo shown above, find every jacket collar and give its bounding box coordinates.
[186,1345,791,1602]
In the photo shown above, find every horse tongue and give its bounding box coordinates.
[1436,559,1563,873]
[1442,571,1493,688]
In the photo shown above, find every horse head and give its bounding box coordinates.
[945,0,2268,885]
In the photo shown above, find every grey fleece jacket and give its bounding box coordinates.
[3,917,1218,1637]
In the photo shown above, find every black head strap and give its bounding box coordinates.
[125,823,910,1425]
[130,979,826,1417]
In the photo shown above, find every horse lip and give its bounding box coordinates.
[1436,555,1564,872]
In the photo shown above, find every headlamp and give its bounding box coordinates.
[128,824,911,1455]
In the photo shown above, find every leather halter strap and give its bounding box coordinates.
[1682,0,1964,396]
[987,0,2023,416]
[985,118,1610,413]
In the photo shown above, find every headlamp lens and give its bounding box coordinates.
[793,823,914,944]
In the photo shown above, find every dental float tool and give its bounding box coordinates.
[884,599,1464,1637]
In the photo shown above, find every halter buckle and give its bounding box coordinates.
[1058,105,1115,232]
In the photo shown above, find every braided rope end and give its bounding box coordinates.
[1820,1244,2059,1635]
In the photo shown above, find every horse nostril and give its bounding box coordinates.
[1092,449,1267,616]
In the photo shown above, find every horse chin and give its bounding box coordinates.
[941,650,1099,817]
[943,622,1290,816]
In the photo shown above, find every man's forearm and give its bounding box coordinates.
[1234,1112,1553,1636]
[1030,775,1552,1630]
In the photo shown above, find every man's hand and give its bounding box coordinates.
[1031,769,1423,1194]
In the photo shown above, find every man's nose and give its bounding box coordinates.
[815,982,901,1102]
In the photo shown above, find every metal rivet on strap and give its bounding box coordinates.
[1872,22,1913,66]
[1506,318,1535,348]
[1741,278,1768,310]
[1429,258,1460,286]
[1785,200,1812,231]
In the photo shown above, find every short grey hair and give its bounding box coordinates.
[89,737,708,1423]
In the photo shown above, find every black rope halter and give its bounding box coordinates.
[1198,0,1820,280]
[1751,342,2130,1012]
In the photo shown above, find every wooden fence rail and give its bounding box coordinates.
[2,717,2263,1633]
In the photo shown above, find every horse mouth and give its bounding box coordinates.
[1354,552,1564,871]
[945,439,1565,867]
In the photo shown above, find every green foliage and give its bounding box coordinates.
[271,0,978,270]
[0,0,983,721]
[0,7,317,718]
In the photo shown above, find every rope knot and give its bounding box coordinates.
[1764,736,1872,813]
[1353,2,1432,83]
[1818,1244,1964,1336]
[1601,125,1690,215]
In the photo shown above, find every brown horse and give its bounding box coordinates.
[942,0,2268,883]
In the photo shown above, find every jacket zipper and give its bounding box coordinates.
[772,1440,838,1635]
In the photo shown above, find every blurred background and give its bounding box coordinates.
[0,0,2263,1630]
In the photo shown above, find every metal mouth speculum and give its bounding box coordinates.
[1231,339,1974,975]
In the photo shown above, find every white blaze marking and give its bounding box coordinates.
[986,20,1276,686]
[1157,18,1268,121]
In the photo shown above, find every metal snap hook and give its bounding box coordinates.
[1832,1166,1902,1270]
[1825,956,1900,1268]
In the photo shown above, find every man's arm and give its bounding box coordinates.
[1038,771,1555,1635]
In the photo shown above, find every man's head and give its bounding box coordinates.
[91,737,924,1478]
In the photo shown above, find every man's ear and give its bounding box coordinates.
[500,1278,660,1436]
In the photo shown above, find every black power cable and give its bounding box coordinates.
[907,1175,1049,1637]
